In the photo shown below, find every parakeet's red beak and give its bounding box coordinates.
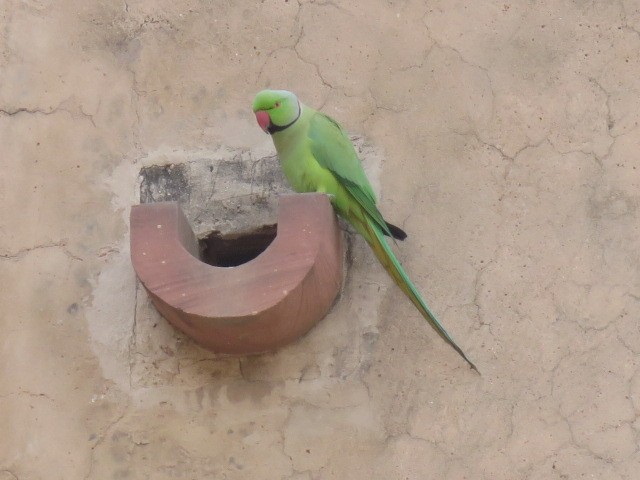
[255,110,270,134]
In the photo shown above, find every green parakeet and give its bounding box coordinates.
[253,89,477,372]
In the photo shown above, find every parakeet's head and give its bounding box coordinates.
[252,90,301,134]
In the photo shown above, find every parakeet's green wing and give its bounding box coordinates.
[308,112,394,238]
[308,111,478,371]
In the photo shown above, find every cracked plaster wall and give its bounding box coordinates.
[1,0,639,479]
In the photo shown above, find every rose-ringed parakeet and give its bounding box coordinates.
[252,89,478,372]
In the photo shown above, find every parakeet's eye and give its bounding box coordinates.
[274,102,281,108]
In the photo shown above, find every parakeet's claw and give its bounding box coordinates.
[316,189,336,201]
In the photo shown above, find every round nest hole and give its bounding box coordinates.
[199,225,277,267]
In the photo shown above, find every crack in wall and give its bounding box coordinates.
[83,406,129,480]
[0,107,57,116]
[0,470,19,480]
[0,240,83,262]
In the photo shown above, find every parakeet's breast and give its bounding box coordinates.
[274,134,314,192]
[271,108,351,217]
[272,111,334,194]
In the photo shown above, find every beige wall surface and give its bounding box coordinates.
[1,1,639,479]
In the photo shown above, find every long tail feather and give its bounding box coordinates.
[385,221,407,241]
[360,216,479,372]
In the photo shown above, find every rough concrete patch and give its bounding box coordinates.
[89,137,386,394]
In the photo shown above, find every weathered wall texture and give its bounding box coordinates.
[1,0,639,478]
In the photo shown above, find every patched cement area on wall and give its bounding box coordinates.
[86,137,385,403]
[86,141,393,479]
[138,153,288,236]
[139,158,284,266]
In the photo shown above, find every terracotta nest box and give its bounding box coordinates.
[130,193,344,354]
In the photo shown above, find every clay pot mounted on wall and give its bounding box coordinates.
[130,193,344,354]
